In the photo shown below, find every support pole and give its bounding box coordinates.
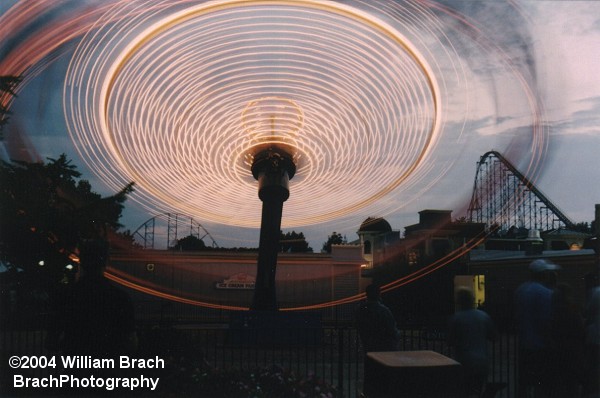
[250,148,296,311]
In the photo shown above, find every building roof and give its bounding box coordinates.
[358,217,392,233]
[469,248,596,262]
[543,229,592,238]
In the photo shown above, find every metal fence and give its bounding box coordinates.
[1,324,517,397]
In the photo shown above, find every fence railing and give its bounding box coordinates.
[1,324,517,397]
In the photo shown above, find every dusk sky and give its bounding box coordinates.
[1,0,599,250]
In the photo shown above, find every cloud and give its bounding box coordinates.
[549,96,600,136]
[592,14,600,33]
[2,0,599,247]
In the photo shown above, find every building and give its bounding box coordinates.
[107,207,598,327]
[356,217,400,270]
[108,245,365,322]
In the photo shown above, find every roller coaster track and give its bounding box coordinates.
[467,151,574,232]
[132,213,218,250]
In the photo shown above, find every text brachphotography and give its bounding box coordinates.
[14,374,159,391]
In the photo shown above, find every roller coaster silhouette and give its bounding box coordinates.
[467,150,573,232]
[133,150,574,252]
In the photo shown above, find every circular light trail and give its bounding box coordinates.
[65,0,441,227]
[1,0,552,310]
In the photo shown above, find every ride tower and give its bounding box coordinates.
[250,148,296,310]
[243,97,302,311]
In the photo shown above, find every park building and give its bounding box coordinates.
[356,217,400,270]
[2,206,597,329]
[102,206,599,326]
[108,242,366,323]
[353,209,597,327]
[108,210,487,323]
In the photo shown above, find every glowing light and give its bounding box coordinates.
[1,1,553,308]
[65,0,441,227]
[241,96,304,164]
[1,1,550,229]
[105,269,248,311]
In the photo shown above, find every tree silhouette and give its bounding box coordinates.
[280,230,313,253]
[171,234,206,251]
[321,232,347,253]
[572,221,593,234]
[0,154,134,281]
[0,75,21,137]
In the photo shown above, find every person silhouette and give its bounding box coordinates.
[514,259,559,397]
[448,287,496,398]
[583,286,600,397]
[355,284,400,352]
[49,239,137,357]
[548,283,585,397]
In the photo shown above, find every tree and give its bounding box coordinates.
[280,230,313,253]
[112,229,144,250]
[171,235,206,251]
[0,154,134,282]
[0,75,21,137]
[572,221,593,234]
[321,232,347,253]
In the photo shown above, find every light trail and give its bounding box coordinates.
[0,1,549,226]
[105,268,249,311]
[1,0,551,308]
[64,0,442,227]
[103,227,489,312]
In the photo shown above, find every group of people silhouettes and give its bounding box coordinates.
[46,239,599,398]
[355,259,600,398]
[355,283,495,397]
[514,259,599,398]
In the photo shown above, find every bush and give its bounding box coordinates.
[159,360,337,397]
[139,326,337,397]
